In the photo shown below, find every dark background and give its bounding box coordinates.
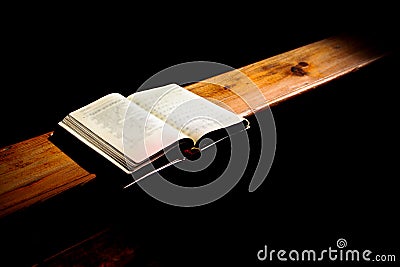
[1,4,399,266]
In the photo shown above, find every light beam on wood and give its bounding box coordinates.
[0,34,386,218]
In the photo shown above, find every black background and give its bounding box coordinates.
[1,4,399,266]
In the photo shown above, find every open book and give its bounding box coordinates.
[58,84,249,174]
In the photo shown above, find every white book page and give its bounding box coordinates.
[128,84,243,142]
[69,93,185,163]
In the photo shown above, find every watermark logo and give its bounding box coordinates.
[337,238,347,249]
[257,238,397,263]
[122,61,276,207]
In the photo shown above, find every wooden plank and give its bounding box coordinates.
[33,228,161,267]
[0,34,385,219]
[186,35,384,116]
[0,132,96,218]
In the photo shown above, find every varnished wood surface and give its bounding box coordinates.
[0,132,96,218]
[186,35,384,116]
[0,34,385,219]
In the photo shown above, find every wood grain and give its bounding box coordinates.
[0,34,385,219]
[0,132,96,218]
[33,228,159,267]
[186,35,384,116]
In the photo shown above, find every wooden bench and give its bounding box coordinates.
[0,34,389,266]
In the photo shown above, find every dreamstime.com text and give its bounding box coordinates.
[257,238,396,263]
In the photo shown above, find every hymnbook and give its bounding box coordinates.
[58,84,249,174]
